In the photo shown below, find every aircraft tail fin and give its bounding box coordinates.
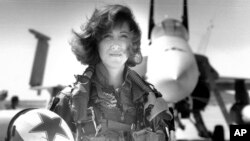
[29,29,50,94]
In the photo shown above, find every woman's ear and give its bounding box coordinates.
[133,51,142,64]
[132,43,142,64]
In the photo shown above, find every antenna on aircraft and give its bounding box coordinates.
[29,29,50,95]
[148,0,155,45]
[182,0,189,33]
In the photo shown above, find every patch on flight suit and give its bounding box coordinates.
[98,89,118,109]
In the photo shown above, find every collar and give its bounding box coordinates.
[92,62,147,102]
[93,62,130,89]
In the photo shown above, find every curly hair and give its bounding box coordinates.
[71,4,142,67]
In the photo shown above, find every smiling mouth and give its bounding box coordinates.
[110,53,122,57]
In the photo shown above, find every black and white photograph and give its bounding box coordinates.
[1,0,250,140]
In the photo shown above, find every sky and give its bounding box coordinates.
[1,0,250,100]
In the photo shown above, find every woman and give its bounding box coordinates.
[49,4,174,141]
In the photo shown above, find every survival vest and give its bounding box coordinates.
[48,65,173,141]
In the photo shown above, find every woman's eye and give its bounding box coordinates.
[103,34,112,39]
[121,34,129,38]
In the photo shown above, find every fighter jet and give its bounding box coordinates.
[133,0,250,140]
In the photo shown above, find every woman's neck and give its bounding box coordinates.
[106,65,125,89]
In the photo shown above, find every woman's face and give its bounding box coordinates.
[98,22,132,69]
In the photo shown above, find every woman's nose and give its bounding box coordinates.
[110,44,121,51]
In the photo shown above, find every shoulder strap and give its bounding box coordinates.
[72,65,95,141]
[71,65,95,121]
[74,65,95,84]
[128,69,162,102]
[128,69,153,93]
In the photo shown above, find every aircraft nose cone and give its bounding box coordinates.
[151,18,189,41]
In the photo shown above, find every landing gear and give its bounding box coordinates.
[193,111,212,138]
[212,125,225,141]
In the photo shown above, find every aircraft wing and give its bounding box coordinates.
[215,77,250,90]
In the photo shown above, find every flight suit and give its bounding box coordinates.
[49,63,173,141]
